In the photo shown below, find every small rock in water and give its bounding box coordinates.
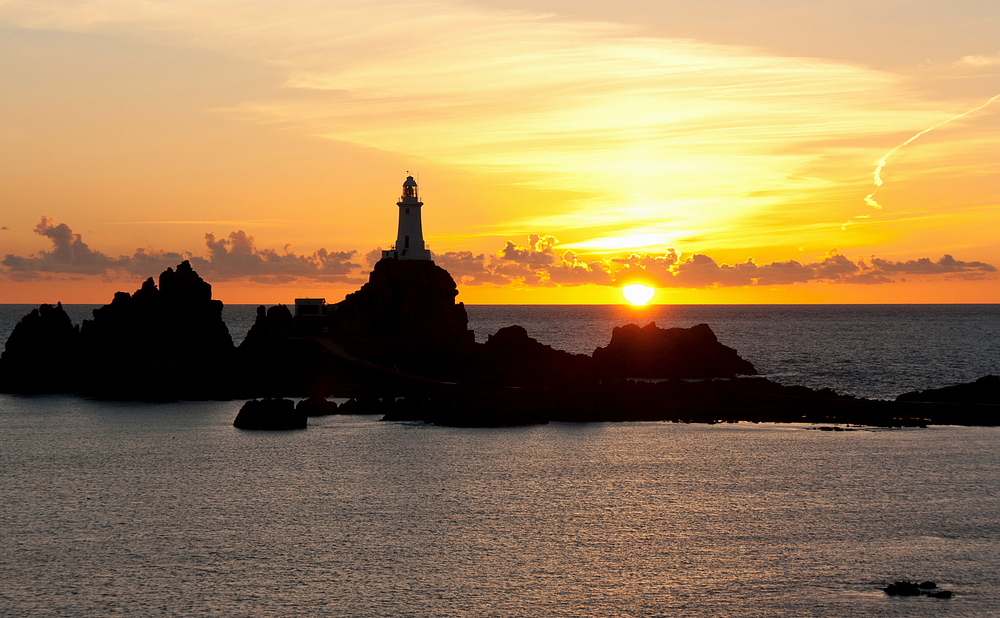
[296,396,338,417]
[883,581,922,596]
[882,580,953,598]
[234,398,306,430]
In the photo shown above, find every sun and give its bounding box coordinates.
[622,284,655,305]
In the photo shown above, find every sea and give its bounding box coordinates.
[1,304,999,617]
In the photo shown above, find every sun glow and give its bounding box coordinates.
[622,284,655,305]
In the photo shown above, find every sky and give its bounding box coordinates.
[1,0,998,304]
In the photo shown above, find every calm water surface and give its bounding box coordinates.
[2,304,998,616]
[2,396,999,617]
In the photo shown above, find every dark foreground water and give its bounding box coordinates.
[1,398,999,617]
[1,305,999,615]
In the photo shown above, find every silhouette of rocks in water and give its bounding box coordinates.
[475,325,593,386]
[234,398,306,430]
[0,261,235,400]
[326,258,476,377]
[392,375,947,428]
[0,302,81,393]
[893,375,1000,426]
[593,322,757,378]
[236,302,428,399]
[883,581,953,598]
[380,383,548,427]
[233,258,476,398]
[237,304,310,396]
[896,375,999,405]
[77,261,235,400]
[2,257,997,431]
[296,396,337,416]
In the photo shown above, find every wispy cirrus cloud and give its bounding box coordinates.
[2,0,989,253]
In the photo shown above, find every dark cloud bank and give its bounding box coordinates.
[2,217,362,284]
[434,233,996,288]
[2,218,995,289]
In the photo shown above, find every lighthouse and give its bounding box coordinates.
[382,175,433,261]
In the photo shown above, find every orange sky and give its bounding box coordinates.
[1,0,997,305]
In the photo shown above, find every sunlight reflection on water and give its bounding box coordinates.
[2,397,999,617]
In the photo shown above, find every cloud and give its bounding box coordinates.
[1,0,973,240]
[497,234,558,268]
[957,53,1000,67]
[3,220,995,289]
[868,254,997,276]
[546,251,613,286]
[435,234,997,289]
[2,217,362,284]
[432,250,508,286]
[2,216,137,276]
[198,230,359,281]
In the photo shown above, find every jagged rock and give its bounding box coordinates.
[325,258,475,377]
[242,305,295,347]
[237,304,421,398]
[78,260,235,400]
[233,259,476,395]
[296,396,338,416]
[475,325,593,386]
[234,398,306,430]
[0,302,80,393]
[592,322,757,379]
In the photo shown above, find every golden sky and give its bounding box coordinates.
[1,0,997,304]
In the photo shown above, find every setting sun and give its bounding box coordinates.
[622,284,655,305]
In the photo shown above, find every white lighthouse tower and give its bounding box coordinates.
[382,174,432,261]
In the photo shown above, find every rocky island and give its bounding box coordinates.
[1,257,997,428]
[2,176,997,427]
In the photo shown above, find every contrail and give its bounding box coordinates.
[864,92,1000,209]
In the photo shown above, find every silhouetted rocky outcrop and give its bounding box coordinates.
[234,398,306,430]
[392,376,943,427]
[474,325,593,386]
[0,261,235,400]
[326,258,475,378]
[244,304,295,344]
[0,302,80,393]
[233,258,476,397]
[236,300,430,398]
[237,304,311,396]
[883,581,953,598]
[592,322,757,378]
[896,375,998,405]
[76,261,235,400]
[3,257,996,430]
[892,375,999,426]
[296,396,338,416]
